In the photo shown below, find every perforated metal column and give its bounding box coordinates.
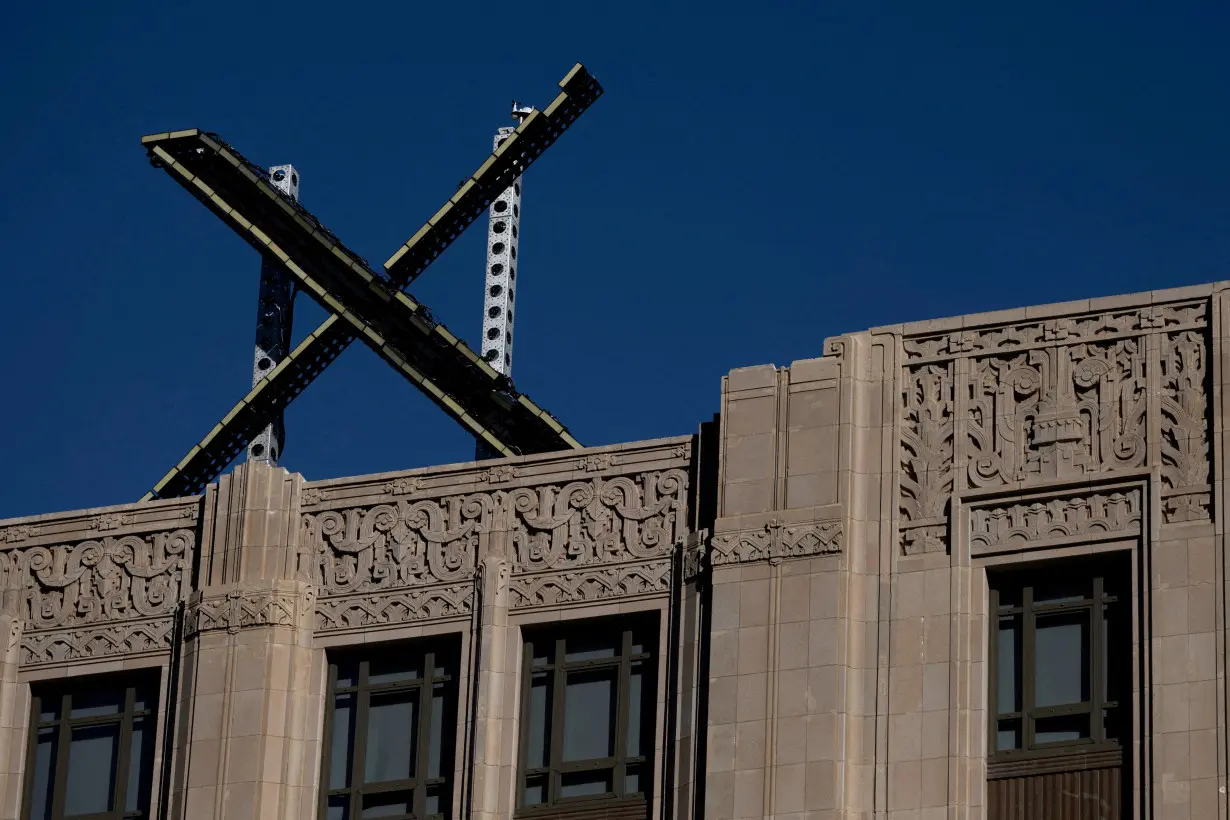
[477,106,531,461]
[248,163,300,465]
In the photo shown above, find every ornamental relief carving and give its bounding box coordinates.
[898,301,1212,554]
[966,339,1147,487]
[969,489,1142,555]
[184,584,312,637]
[0,526,196,666]
[709,519,842,566]
[301,469,690,625]
[509,560,672,609]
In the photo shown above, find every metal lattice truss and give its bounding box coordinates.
[140,64,601,501]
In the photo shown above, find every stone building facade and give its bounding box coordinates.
[0,281,1225,819]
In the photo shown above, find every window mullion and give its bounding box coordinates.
[516,640,534,809]
[351,662,371,819]
[1091,575,1105,743]
[50,692,72,820]
[414,651,434,819]
[548,637,567,805]
[1022,585,1036,751]
[614,629,632,797]
[987,587,999,755]
[319,664,339,820]
[111,686,136,817]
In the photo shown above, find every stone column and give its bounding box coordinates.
[468,553,512,820]
[168,462,324,820]
[0,596,25,820]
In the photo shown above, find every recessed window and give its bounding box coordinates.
[989,555,1130,758]
[320,638,460,820]
[24,672,160,820]
[517,615,657,816]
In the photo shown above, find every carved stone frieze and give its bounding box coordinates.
[709,519,842,566]
[509,560,672,609]
[185,583,313,637]
[1161,329,1211,523]
[0,526,197,666]
[900,363,954,555]
[966,339,1147,487]
[315,585,473,631]
[903,302,1207,361]
[302,467,690,627]
[969,489,1142,555]
[898,300,1214,554]
[21,620,176,666]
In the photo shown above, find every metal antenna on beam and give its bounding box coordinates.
[248,163,300,465]
[476,103,533,461]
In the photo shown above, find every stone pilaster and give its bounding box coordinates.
[168,462,324,820]
[0,600,24,820]
[469,553,511,820]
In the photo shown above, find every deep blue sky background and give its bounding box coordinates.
[1,3,1228,518]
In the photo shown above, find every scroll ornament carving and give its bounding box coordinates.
[1161,330,1211,523]
[302,469,689,627]
[10,528,195,665]
[510,560,671,609]
[970,490,1142,554]
[966,340,1146,487]
[900,363,954,555]
[709,519,841,565]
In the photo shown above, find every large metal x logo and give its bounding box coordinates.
[140,65,602,500]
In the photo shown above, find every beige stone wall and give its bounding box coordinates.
[703,281,1230,820]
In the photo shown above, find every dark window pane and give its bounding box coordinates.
[37,697,59,724]
[335,660,358,689]
[365,691,417,783]
[368,655,420,685]
[361,790,411,817]
[69,688,124,719]
[1102,610,1110,702]
[531,644,552,668]
[1035,713,1090,744]
[996,617,1019,714]
[559,769,613,799]
[564,634,617,663]
[329,693,354,790]
[28,727,56,820]
[64,722,120,814]
[126,715,155,812]
[1033,578,1088,605]
[1034,613,1090,707]
[526,675,550,769]
[524,775,547,806]
[133,685,155,713]
[563,669,615,762]
[627,663,644,757]
[428,686,445,779]
[327,795,350,820]
[626,764,643,795]
[996,719,1020,752]
[426,784,447,817]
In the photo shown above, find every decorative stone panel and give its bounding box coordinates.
[968,486,1143,557]
[298,439,693,624]
[899,299,1212,554]
[0,498,200,666]
[709,518,842,565]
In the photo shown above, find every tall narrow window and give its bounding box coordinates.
[988,555,1130,818]
[23,671,160,820]
[319,637,459,820]
[517,614,656,819]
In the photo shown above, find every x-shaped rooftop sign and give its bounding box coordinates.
[140,64,602,500]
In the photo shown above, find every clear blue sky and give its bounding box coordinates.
[2,3,1227,518]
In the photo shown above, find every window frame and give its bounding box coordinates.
[22,671,159,820]
[515,614,657,816]
[987,558,1129,762]
[318,637,460,820]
